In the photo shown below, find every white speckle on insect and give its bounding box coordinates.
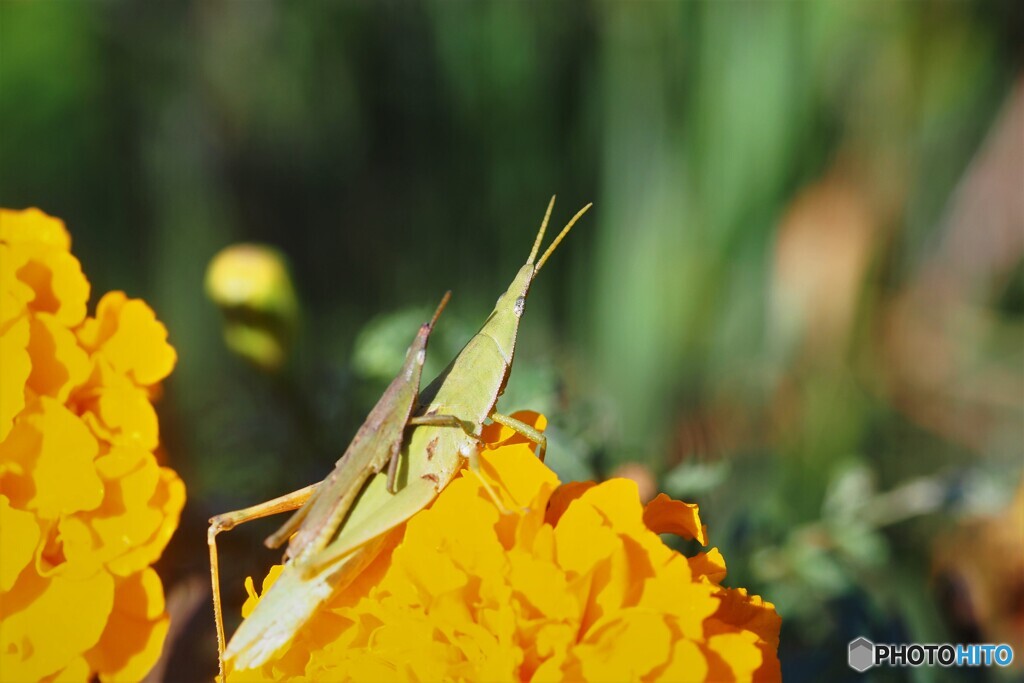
[513,296,525,317]
[459,441,478,458]
[416,349,426,365]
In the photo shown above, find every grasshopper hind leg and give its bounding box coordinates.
[208,483,318,677]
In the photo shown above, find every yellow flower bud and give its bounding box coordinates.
[205,244,299,371]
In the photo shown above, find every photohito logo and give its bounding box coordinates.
[848,638,1014,671]
[848,638,874,672]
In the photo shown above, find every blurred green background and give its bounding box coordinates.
[2,1,1022,680]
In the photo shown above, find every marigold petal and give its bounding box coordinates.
[27,314,91,402]
[56,516,105,579]
[527,623,575,682]
[11,243,89,327]
[86,568,169,682]
[79,385,160,451]
[62,448,159,570]
[707,586,781,649]
[515,515,556,564]
[643,493,708,545]
[45,657,92,683]
[658,639,709,682]
[576,612,673,682]
[0,398,102,518]
[689,547,728,584]
[0,567,114,681]
[553,499,620,576]
[77,292,176,386]
[707,631,763,681]
[0,208,72,250]
[91,507,163,565]
[0,494,40,591]
[397,473,506,579]
[388,533,470,601]
[507,548,575,621]
[76,291,125,351]
[576,478,648,536]
[637,557,718,640]
[241,580,258,619]
[341,655,401,682]
[370,617,450,677]
[106,467,186,576]
[0,314,31,440]
[0,247,33,328]
[241,564,285,618]
[438,605,516,680]
[545,481,596,526]
[0,289,27,331]
[480,443,559,510]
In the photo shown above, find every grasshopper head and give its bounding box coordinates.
[477,263,535,362]
[477,198,592,362]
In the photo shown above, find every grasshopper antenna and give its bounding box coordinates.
[527,196,556,265]
[429,290,452,327]
[535,203,592,274]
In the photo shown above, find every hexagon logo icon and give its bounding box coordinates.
[848,637,875,672]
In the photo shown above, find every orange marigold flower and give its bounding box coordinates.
[0,208,185,682]
[235,411,780,682]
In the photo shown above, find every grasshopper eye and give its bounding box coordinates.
[513,296,526,317]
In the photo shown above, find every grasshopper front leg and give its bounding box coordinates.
[208,483,318,673]
[490,411,547,461]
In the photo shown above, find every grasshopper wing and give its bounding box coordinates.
[225,532,389,672]
[264,293,449,559]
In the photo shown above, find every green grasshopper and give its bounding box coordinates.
[213,197,591,675]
